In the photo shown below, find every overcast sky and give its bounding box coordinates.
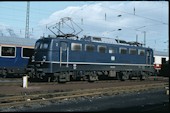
[0,1,168,52]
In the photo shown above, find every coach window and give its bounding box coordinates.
[22,48,34,58]
[71,43,82,51]
[119,48,127,54]
[98,45,107,53]
[138,49,145,56]
[109,47,116,54]
[1,46,15,57]
[129,48,137,55]
[85,44,95,52]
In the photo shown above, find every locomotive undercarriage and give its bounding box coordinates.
[26,62,154,83]
[0,68,26,78]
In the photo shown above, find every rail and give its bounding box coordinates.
[0,82,167,109]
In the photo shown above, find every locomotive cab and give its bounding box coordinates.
[34,38,52,62]
[28,38,54,81]
[28,37,71,82]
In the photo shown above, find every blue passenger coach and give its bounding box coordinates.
[27,35,154,82]
[0,36,37,77]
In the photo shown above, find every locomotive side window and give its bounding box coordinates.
[119,48,127,54]
[71,43,82,51]
[85,44,95,52]
[129,48,137,55]
[98,45,107,53]
[1,46,15,57]
[138,49,145,56]
[22,48,34,58]
[109,47,116,54]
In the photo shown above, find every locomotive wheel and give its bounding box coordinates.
[2,70,7,78]
[51,76,58,82]
[140,75,148,80]
[122,75,129,81]
[140,75,145,80]
[129,75,133,80]
[58,72,68,83]
[118,72,129,81]
[88,75,95,82]
[88,72,98,82]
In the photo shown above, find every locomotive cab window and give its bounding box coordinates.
[22,48,34,58]
[138,49,145,56]
[71,43,82,51]
[1,46,15,57]
[119,48,127,54]
[85,44,95,52]
[40,42,49,49]
[98,45,107,53]
[35,41,49,50]
[35,42,40,50]
[129,49,137,55]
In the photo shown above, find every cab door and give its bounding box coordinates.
[59,41,69,67]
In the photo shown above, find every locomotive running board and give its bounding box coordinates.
[35,61,153,67]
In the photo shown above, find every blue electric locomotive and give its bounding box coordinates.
[0,36,37,77]
[27,35,154,82]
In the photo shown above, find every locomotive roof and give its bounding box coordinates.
[42,35,145,48]
[0,36,37,47]
[40,36,151,50]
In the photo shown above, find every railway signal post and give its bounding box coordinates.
[23,75,28,88]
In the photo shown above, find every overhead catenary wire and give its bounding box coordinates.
[0,5,53,16]
[97,4,168,25]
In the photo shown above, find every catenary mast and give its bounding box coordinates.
[25,1,30,38]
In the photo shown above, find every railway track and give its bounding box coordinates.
[0,76,168,86]
[0,79,133,86]
[0,82,168,110]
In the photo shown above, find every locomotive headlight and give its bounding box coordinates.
[42,56,46,62]
[31,56,35,62]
